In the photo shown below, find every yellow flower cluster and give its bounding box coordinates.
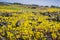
[0,6,60,40]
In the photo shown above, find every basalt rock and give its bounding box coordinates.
[0,21,8,27]
[0,13,12,17]
[16,20,21,27]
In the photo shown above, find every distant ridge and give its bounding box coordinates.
[2,2,10,4]
[0,2,60,8]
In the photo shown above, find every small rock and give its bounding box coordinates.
[17,38,24,40]
[16,20,20,27]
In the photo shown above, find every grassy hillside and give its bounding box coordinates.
[0,3,60,40]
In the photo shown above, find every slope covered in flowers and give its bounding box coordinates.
[0,5,60,40]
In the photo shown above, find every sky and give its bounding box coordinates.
[0,0,60,6]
